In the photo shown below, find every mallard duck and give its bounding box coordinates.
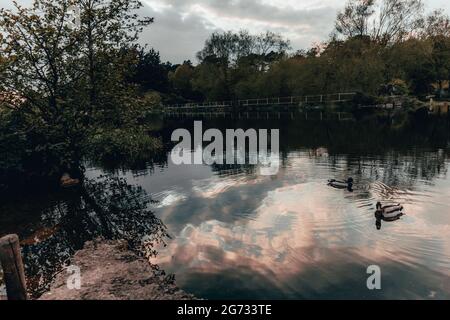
[375,201,404,219]
[328,177,354,191]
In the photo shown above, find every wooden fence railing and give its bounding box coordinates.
[164,93,356,110]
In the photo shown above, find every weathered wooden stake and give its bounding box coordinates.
[0,234,28,300]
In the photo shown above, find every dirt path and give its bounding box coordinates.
[39,239,194,300]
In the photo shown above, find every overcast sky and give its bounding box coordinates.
[5,0,450,63]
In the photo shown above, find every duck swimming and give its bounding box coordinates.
[328,178,354,191]
[375,202,404,219]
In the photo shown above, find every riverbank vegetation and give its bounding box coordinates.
[0,0,162,192]
[160,0,450,103]
[1,0,450,193]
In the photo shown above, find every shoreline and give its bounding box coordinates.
[39,239,195,300]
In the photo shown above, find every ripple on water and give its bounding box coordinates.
[150,148,450,298]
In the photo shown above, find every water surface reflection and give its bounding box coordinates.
[1,118,450,299]
[145,150,450,299]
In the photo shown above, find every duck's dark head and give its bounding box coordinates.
[346,178,354,191]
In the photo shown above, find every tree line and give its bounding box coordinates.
[137,0,450,103]
[0,0,160,191]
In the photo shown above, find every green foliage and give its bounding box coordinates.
[86,128,162,164]
[390,79,410,95]
[0,0,162,190]
[169,3,449,103]
[131,47,174,93]
[0,111,28,175]
[1,0,450,193]
[192,62,229,101]
[191,30,291,101]
[184,25,450,102]
[197,30,290,68]
[168,62,202,100]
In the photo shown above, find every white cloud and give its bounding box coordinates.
[139,0,450,63]
[139,0,342,63]
[5,0,450,63]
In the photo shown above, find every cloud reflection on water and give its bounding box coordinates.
[151,156,450,299]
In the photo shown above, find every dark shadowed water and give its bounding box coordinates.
[1,117,450,299]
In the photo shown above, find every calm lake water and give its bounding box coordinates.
[1,117,450,299]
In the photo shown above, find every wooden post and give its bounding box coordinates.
[0,234,28,300]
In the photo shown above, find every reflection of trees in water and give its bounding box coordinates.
[161,117,449,152]
[278,118,448,160]
[209,163,257,176]
[341,149,448,188]
[159,118,449,179]
[85,148,170,178]
[21,176,168,298]
[195,119,450,188]
[4,118,449,297]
